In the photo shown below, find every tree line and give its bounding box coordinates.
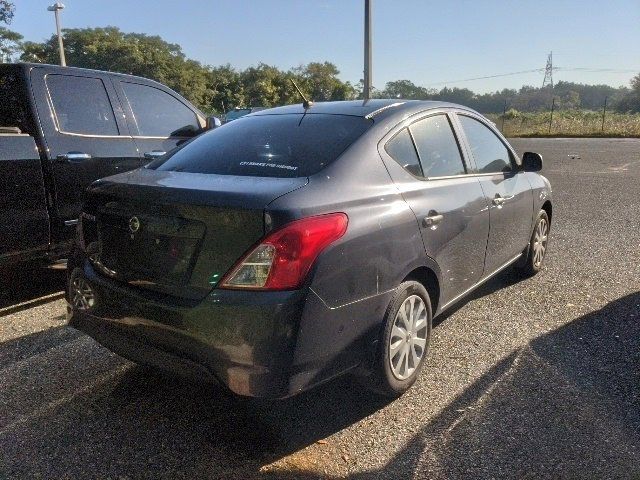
[2,22,639,114]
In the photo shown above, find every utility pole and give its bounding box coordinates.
[542,51,553,89]
[47,2,66,67]
[363,0,372,100]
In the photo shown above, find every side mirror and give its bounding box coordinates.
[522,152,543,172]
[206,115,222,130]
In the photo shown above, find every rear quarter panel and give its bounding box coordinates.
[266,128,439,372]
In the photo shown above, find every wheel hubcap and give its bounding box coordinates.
[532,218,548,268]
[389,295,428,380]
[71,276,96,310]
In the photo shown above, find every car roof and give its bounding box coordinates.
[249,99,475,119]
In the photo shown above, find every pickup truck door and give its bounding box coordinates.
[454,113,534,274]
[30,67,141,245]
[0,134,49,260]
[112,79,205,162]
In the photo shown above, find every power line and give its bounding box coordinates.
[424,66,638,87]
[425,69,544,86]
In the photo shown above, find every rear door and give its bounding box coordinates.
[379,111,490,305]
[113,80,204,162]
[454,113,533,274]
[30,67,140,244]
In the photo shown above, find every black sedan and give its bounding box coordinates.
[67,100,552,398]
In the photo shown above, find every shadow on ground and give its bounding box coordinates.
[355,291,640,479]
[0,265,66,311]
[1,282,638,478]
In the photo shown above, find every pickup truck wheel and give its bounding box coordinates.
[370,281,432,398]
[518,210,550,277]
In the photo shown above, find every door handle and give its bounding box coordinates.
[492,195,505,207]
[57,152,92,163]
[422,211,444,229]
[144,150,167,159]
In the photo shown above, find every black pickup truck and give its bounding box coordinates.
[0,63,216,269]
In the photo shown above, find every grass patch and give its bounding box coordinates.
[485,110,640,137]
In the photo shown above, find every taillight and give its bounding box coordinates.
[219,213,348,291]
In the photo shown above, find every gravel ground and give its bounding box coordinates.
[1,138,639,479]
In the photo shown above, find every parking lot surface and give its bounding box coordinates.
[1,138,639,479]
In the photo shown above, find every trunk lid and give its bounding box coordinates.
[83,169,307,300]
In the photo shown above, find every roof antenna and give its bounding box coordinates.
[290,79,313,109]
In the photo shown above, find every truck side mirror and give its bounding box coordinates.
[206,116,222,130]
[522,152,543,172]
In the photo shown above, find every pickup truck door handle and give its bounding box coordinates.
[57,152,92,163]
[422,211,444,229]
[144,150,167,159]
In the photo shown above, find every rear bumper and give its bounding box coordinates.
[67,259,308,398]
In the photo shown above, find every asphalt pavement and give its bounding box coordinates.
[1,138,639,479]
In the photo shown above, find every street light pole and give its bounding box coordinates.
[47,2,66,67]
[363,0,372,100]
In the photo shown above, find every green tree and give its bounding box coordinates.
[20,27,212,110]
[616,73,640,112]
[0,1,14,24]
[382,79,433,99]
[0,26,21,62]
[294,62,356,101]
[206,64,245,113]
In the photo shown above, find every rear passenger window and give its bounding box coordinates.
[46,75,119,136]
[409,115,466,177]
[385,128,422,177]
[458,115,513,174]
[121,82,198,137]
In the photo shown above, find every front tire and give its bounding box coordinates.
[371,281,432,398]
[518,210,550,277]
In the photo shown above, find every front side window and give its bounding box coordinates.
[121,82,198,137]
[410,114,466,177]
[385,128,422,177]
[46,75,119,136]
[151,113,372,178]
[458,115,513,174]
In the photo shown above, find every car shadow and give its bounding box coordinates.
[0,265,66,312]
[350,291,640,478]
[1,268,583,479]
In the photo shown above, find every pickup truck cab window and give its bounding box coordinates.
[46,75,119,136]
[409,114,466,178]
[121,82,199,137]
[458,115,513,174]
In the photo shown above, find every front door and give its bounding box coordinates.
[455,113,534,274]
[30,68,141,244]
[380,112,490,305]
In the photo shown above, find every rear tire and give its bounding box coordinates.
[518,210,550,277]
[370,281,432,398]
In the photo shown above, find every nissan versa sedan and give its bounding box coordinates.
[67,100,552,399]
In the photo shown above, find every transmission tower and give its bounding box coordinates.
[542,51,553,89]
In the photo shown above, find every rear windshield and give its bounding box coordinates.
[152,113,372,178]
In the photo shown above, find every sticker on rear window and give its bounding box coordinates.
[239,161,298,171]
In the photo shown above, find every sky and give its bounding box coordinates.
[11,0,640,93]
